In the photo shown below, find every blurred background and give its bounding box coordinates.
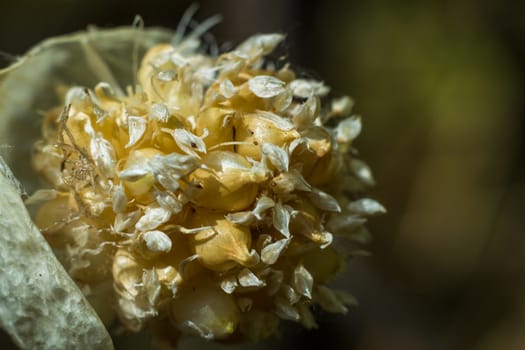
[1,0,525,349]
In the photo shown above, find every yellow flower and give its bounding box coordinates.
[28,12,384,345]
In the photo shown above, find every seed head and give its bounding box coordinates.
[29,15,383,345]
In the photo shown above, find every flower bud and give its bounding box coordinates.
[234,113,299,160]
[121,147,162,202]
[188,210,258,272]
[188,151,264,211]
[195,108,235,150]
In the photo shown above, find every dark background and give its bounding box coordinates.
[2,1,525,349]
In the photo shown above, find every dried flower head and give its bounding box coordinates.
[29,13,384,345]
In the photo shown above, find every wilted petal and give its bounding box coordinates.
[272,203,291,238]
[350,159,375,186]
[255,110,294,131]
[238,268,265,288]
[220,275,238,294]
[112,184,127,213]
[114,210,141,232]
[252,196,275,220]
[336,116,361,143]
[293,264,313,299]
[142,230,172,253]
[281,283,300,304]
[135,206,172,232]
[126,116,147,148]
[262,143,289,172]
[261,238,290,265]
[331,96,354,116]
[149,103,169,122]
[172,128,207,157]
[308,188,341,212]
[155,191,183,213]
[289,79,329,98]
[220,79,237,98]
[249,76,285,98]
[236,33,285,58]
[347,198,386,216]
[226,211,254,225]
[90,135,116,177]
[119,164,152,182]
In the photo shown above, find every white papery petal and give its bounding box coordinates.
[236,33,285,58]
[226,211,254,225]
[142,230,172,253]
[136,206,172,232]
[249,75,285,98]
[114,210,141,232]
[336,116,362,143]
[119,164,151,182]
[172,128,207,157]
[261,238,290,265]
[293,264,313,299]
[220,275,238,294]
[289,79,329,98]
[252,196,275,220]
[219,79,237,98]
[149,103,169,122]
[281,283,300,304]
[347,198,386,216]
[262,143,289,172]
[308,188,341,212]
[126,116,147,148]
[272,203,291,238]
[350,159,375,186]
[155,191,183,213]
[238,268,265,288]
[255,110,294,131]
[331,95,354,116]
[112,184,127,213]
[90,135,116,177]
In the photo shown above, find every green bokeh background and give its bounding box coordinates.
[2,1,525,349]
